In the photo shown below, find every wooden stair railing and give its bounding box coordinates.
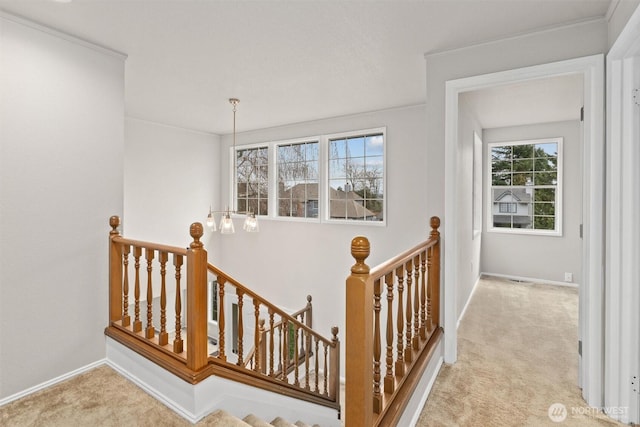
[207,265,340,409]
[105,216,340,412]
[345,216,443,427]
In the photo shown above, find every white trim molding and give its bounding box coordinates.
[443,54,605,408]
[604,4,640,424]
[0,359,107,407]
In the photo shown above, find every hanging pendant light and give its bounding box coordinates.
[205,98,258,234]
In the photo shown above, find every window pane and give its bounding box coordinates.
[276,141,319,218]
[534,217,555,230]
[534,171,557,185]
[512,159,533,172]
[327,132,384,222]
[535,143,558,157]
[491,146,511,161]
[512,144,534,159]
[365,134,384,156]
[534,188,555,202]
[330,139,347,159]
[511,173,532,186]
[534,202,555,216]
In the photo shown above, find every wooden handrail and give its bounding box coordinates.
[345,216,442,427]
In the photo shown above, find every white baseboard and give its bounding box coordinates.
[0,359,107,407]
[457,275,481,330]
[481,272,579,289]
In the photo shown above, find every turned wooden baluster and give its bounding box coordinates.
[282,320,289,383]
[426,245,434,333]
[236,291,245,366]
[122,245,131,327]
[420,250,428,339]
[268,309,275,376]
[258,319,266,374]
[431,216,441,329]
[253,299,260,372]
[145,248,155,339]
[293,324,300,386]
[395,266,405,376]
[158,251,169,346]
[218,278,226,361]
[404,260,413,363]
[314,337,320,392]
[173,254,184,353]
[373,278,382,413]
[133,246,142,333]
[304,328,310,390]
[323,341,328,396]
[413,255,420,349]
[384,272,395,393]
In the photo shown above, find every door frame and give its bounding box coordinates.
[443,54,605,407]
[605,5,640,423]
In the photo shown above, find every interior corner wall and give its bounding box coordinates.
[481,120,582,284]
[0,16,125,398]
[455,97,483,319]
[608,0,640,49]
[123,118,219,253]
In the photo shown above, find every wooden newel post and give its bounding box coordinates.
[430,216,441,329]
[187,222,208,372]
[329,326,340,402]
[109,216,123,324]
[346,236,373,427]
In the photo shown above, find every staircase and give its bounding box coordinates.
[209,410,321,427]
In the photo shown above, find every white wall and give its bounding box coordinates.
[480,121,582,284]
[0,15,125,398]
[123,118,219,249]
[209,105,428,372]
[455,96,483,319]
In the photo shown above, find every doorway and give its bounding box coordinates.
[443,54,605,408]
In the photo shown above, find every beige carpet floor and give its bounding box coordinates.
[417,276,624,427]
[0,277,629,426]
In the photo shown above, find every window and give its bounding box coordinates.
[328,131,384,222]
[236,145,268,215]
[232,127,386,225]
[277,140,319,218]
[488,138,562,235]
[498,202,517,213]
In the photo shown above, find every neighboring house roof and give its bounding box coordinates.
[280,183,377,219]
[494,188,532,203]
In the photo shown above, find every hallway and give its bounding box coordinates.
[417,277,623,426]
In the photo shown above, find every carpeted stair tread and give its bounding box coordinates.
[271,416,297,427]
[208,409,252,426]
[243,413,273,427]
[293,421,314,427]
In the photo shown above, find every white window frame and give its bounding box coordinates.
[230,127,387,227]
[323,127,387,226]
[272,137,321,222]
[229,142,270,218]
[486,137,563,236]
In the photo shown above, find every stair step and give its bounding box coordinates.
[243,413,273,427]
[208,409,252,426]
[271,416,297,427]
[294,421,315,427]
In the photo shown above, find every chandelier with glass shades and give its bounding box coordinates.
[206,98,259,234]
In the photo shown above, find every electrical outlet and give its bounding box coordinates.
[564,272,573,283]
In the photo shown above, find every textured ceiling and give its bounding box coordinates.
[0,1,611,134]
